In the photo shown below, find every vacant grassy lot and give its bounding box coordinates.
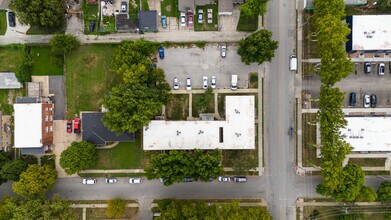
[82,0,99,34]
[349,158,386,167]
[194,4,218,31]
[302,113,321,167]
[0,90,12,115]
[86,207,138,219]
[161,0,179,17]
[303,205,391,220]
[93,138,145,169]
[0,10,6,35]
[26,26,65,35]
[217,93,258,118]
[236,13,258,32]
[165,94,189,120]
[30,46,63,76]
[0,45,23,72]
[65,44,117,118]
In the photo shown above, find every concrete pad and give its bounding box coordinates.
[218,9,240,32]
[32,76,50,96]
[53,120,81,178]
[4,11,30,36]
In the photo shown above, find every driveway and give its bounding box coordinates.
[49,76,66,120]
[4,10,30,35]
[0,0,10,9]
[158,44,258,89]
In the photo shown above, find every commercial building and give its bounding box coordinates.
[143,96,255,150]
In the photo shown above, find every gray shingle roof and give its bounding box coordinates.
[138,10,157,31]
[115,14,138,32]
[21,147,45,155]
[0,72,22,89]
[82,112,135,145]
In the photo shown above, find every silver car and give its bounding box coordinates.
[202,76,208,89]
[363,95,370,108]
[173,77,179,90]
[129,178,142,184]
[218,176,230,182]
[186,78,191,90]
[105,178,117,184]
[211,76,216,89]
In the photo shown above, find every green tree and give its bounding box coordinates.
[355,186,377,202]
[377,0,391,12]
[9,0,65,28]
[193,87,214,114]
[42,194,74,220]
[16,45,33,84]
[0,196,19,220]
[0,151,11,185]
[240,0,269,16]
[49,34,80,65]
[12,164,57,198]
[102,83,169,133]
[145,149,223,186]
[106,198,127,219]
[0,159,28,181]
[237,29,278,65]
[60,141,97,175]
[377,181,391,203]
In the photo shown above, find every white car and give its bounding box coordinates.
[105,178,117,184]
[173,77,179,90]
[202,76,208,89]
[180,12,186,26]
[82,178,96,185]
[129,178,142,184]
[186,78,191,90]
[211,76,216,89]
[221,46,226,58]
[218,176,230,182]
[363,95,370,108]
[198,9,203,24]
[378,62,385,76]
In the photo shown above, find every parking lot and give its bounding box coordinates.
[157,44,259,89]
[303,62,391,108]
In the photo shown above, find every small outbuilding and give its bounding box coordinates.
[0,72,22,89]
[138,10,157,32]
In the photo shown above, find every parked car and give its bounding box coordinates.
[180,11,186,26]
[173,77,179,90]
[202,76,208,89]
[378,62,385,76]
[121,1,127,12]
[183,177,193,182]
[186,78,191,90]
[370,94,377,108]
[207,8,213,24]
[89,21,96,32]
[211,76,216,89]
[363,95,370,108]
[105,178,117,184]
[218,176,231,182]
[197,9,203,23]
[233,176,247,183]
[129,178,142,184]
[349,92,356,107]
[364,62,371,74]
[158,46,165,59]
[221,45,227,58]
[8,11,15,27]
[187,10,194,28]
[74,118,81,134]
[161,15,167,29]
[389,61,391,73]
[82,178,96,185]
[66,120,72,133]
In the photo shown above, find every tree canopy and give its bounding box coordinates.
[0,159,28,181]
[9,0,65,28]
[12,164,57,198]
[60,141,97,175]
[145,149,223,186]
[240,0,269,16]
[237,29,278,65]
[156,200,272,220]
[377,181,391,203]
[106,198,127,219]
[49,34,80,65]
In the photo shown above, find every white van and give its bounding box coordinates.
[231,75,238,90]
[82,178,96,185]
[289,55,297,71]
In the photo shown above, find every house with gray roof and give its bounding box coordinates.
[0,72,22,89]
[81,112,135,145]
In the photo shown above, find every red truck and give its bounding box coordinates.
[74,118,81,134]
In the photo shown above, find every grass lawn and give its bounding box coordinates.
[217,93,258,118]
[302,11,319,59]
[349,158,386,167]
[302,113,321,167]
[165,94,189,120]
[303,205,391,220]
[0,45,24,72]
[30,46,63,75]
[249,72,258,88]
[26,26,65,35]
[236,13,258,32]
[160,0,179,17]
[141,0,149,10]
[194,4,218,31]
[82,0,99,34]
[192,93,215,117]
[0,10,7,35]
[71,208,83,220]
[93,138,145,169]
[86,207,138,219]
[65,44,117,118]
[0,90,12,115]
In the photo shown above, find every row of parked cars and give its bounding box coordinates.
[82,177,143,185]
[66,118,81,133]
[349,93,377,108]
[364,62,390,75]
[83,176,247,184]
[173,76,216,90]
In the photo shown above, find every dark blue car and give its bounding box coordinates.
[158,47,164,59]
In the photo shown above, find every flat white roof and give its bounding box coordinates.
[351,15,391,51]
[143,96,255,150]
[14,103,42,148]
[340,117,391,152]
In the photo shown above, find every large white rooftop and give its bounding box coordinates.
[350,15,391,51]
[143,96,255,150]
[340,117,391,152]
[14,103,42,148]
